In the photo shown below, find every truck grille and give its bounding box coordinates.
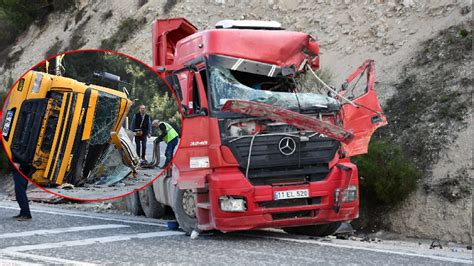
[224,135,339,185]
[11,99,48,164]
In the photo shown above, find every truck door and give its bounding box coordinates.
[171,67,213,189]
[340,60,387,157]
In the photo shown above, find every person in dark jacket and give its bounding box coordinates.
[152,120,179,168]
[11,163,32,221]
[131,105,151,160]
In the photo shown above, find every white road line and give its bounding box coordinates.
[0,205,167,227]
[1,251,96,265]
[4,204,468,264]
[2,231,184,252]
[0,224,129,239]
[232,248,325,263]
[0,256,43,266]
[245,234,472,264]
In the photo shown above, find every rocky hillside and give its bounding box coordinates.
[383,21,472,244]
[0,0,472,243]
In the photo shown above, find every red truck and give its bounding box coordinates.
[129,18,387,236]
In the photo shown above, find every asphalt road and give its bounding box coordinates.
[0,202,471,265]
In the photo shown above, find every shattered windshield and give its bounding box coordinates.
[209,65,340,112]
[90,91,120,145]
[88,144,133,186]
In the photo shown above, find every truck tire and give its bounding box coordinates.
[139,185,166,218]
[283,222,342,237]
[126,191,144,216]
[70,142,88,186]
[173,188,198,235]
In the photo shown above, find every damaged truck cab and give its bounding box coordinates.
[1,71,133,186]
[150,18,387,235]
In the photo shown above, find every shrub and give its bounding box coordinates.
[101,10,113,22]
[137,0,148,8]
[65,15,91,51]
[44,40,63,58]
[0,0,76,52]
[352,139,421,206]
[163,0,178,14]
[100,17,147,50]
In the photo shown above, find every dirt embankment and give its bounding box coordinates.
[383,21,472,244]
[0,0,472,243]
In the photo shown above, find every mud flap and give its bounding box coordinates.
[340,60,387,156]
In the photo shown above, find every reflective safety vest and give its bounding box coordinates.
[160,122,178,143]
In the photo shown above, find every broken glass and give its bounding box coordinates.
[88,144,133,186]
[89,91,120,145]
[209,66,340,112]
[86,128,139,186]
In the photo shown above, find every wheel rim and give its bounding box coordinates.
[182,190,196,217]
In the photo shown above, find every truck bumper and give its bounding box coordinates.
[205,162,359,231]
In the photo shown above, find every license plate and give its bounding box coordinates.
[274,189,309,200]
[2,110,14,137]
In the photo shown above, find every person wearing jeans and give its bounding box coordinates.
[11,164,32,221]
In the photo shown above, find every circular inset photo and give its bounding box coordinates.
[1,50,181,201]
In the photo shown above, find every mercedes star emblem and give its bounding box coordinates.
[278,137,296,156]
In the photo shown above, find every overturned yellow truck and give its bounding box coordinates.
[1,71,133,186]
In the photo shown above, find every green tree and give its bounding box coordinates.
[0,0,76,51]
[352,139,422,206]
[148,92,181,133]
[36,51,181,133]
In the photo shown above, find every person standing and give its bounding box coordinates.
[131,104,151,160]
[11,164,32,221]
[152,120,179,168]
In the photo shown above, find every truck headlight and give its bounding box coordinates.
[342,186,358,202]
[219,196,246,212]
[335,186,358,203]
[32,73,43,93]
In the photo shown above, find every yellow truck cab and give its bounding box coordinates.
[2,71,132,186]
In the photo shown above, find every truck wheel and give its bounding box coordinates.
[139,185,166,218]
[173,188,198,235]
[126,191,144,216]
[283,222,342,237]
[70,142,87,186]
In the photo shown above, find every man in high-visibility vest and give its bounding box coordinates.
[152,120,179,168]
